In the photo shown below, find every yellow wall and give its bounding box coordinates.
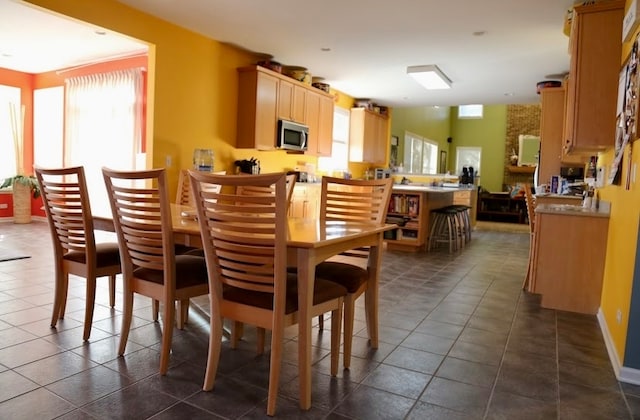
[598,0,640,364]
[25,0,355,195]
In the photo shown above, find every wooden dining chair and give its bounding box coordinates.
[523,183,537,291]
[176,169,227,207]
[172,169,226,326]
[189,171,346,416]
[36,166,122,341]
[102,167,209,374]
[315,176,393,368]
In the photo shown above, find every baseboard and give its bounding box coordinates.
[597,308,640,385]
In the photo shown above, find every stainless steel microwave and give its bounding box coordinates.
[277,119,308,151]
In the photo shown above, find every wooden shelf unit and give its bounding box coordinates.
[477,193,526,224]
[385,192,426,251]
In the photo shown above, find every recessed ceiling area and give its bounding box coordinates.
[0,0,147,74]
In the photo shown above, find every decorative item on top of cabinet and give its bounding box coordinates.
[349,107,389,164]
[563,0,624,156]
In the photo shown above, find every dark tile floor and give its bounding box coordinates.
[1,220,639,419]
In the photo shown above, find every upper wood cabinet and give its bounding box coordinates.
[539,87,584,186]
[277,79,306,124]
[236,68,278,150]
[349,107,389,164]
[305,91,334,156]
[563,0,624,155]
[237,65,334,154]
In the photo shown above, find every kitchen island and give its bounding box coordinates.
[386,185,477,252]
[531,202,610,314]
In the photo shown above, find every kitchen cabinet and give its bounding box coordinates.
[236,67,278,150]
[385,187,455,252]
[237,65,334,154]
[349,108,389,164]
[539,87,584,187]
[532,205,609,314]
[289,183,320,220]
[277,79,306,124]
[305,91,333,156]
[563,0,624,155]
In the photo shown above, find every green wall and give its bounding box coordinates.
[392,104,507,191]
[450,105,507,192]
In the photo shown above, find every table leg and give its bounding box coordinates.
[297,249,313,410]
[365,234,383,348]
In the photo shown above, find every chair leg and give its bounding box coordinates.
[342,295,356,369]
[83,277,97,341]
[256,327,266,355]
[318,314,324,330]
[58,273,69,319]
[109,275,116,308]
[118,291,134,356]
[230,321,243,349]
[203,311,223,391]
[159,298,175,375]
[152,299,159,322]
[266,316,285,416]
[177,299,189,330]
[331,299,344,376]
[50,268,66,327]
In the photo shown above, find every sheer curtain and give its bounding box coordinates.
[65,68,144,216]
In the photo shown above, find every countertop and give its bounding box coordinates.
[535,202,610,218]
[392,184,473,193]
[534,193,582,201]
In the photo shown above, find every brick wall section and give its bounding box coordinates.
[504,104,541,190]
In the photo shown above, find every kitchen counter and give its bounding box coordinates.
[392,184,473,193]
[532,201,610,314]
[535,201,610,218]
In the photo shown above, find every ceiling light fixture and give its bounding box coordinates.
[407,65,451,90]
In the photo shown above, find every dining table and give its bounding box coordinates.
[96,203,395,410]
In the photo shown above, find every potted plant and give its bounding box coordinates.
[0,103,40,223]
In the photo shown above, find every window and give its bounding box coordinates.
[0,85,21,179]
[403,131,438,174]
[34,87,64,169]
[317,106,349,173]
[458,104,483,119]
[455,146,482,176]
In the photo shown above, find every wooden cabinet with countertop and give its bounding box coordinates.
[532,203,610,314]
[349,107,388,165]
[563,0,624,156]
[288,183,320,220]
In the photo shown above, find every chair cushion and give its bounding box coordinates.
[182,247,205,257]
[133,255,208,289]
[63,242,120,267]
[314,261,368,293]
[223,273,347,314]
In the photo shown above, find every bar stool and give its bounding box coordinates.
[451,204,472,246]
[428,206,461,253]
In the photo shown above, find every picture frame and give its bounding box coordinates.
[439,150,447,173]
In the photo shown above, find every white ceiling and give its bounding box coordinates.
[1,0,576,108]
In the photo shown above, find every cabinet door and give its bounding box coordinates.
[305,91,321,155]
[350,108,388,164]
[563,1,623,154]
[316,95,334,156]
[237,69,278,150]
[277,80,306,123]
[277,79,294,121]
